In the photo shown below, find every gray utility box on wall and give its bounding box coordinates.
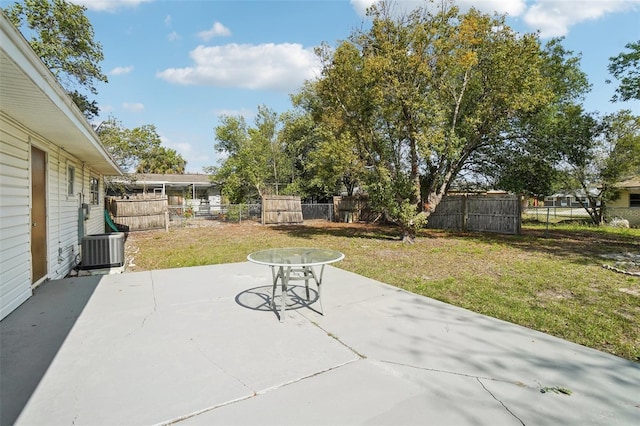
[81,232,125,270]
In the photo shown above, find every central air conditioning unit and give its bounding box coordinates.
[81,232,125,270]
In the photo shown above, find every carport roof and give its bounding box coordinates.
[113,173,216,187]
[0,12,120,176]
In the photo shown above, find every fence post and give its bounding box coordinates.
[462,195,468,231]
[545,208,550,238]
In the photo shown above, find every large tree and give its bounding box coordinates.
[310,1,557,241]
[279,82,364,200]
[97,117,186,176]
[212,106,291,203]
[3,0,108,120]
[136,146,186,174]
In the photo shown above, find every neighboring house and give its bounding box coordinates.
[110,173,221,213]
[608,176,640,208]
[0,13,121,320]
[544,189,600,208]
[607,177,640,226]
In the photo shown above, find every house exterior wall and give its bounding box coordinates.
[606,188,640,226]
[0,115,31,320]
[608,190,630,208]
[0,114,107,320]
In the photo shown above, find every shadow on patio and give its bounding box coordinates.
[1,276,102,425]
[1,263,637,425]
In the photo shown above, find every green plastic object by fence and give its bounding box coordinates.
[104,209,120,232]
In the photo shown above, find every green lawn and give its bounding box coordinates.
[126,220,640,362]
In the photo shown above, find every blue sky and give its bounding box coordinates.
[11,0,640,173]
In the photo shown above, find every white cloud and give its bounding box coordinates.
[162,137,191,154]
[213,108,255,120]
[350,0,376,16]
[523,0,640,38]
[458,0,526,16]
[161,137,211,171]
[122,102,144,112]
[109,66,134,76]
[350,0,526,17]
[168,31,181,42]
[157,43,321,92]
[99,104,114,114]
[197,22,232,41]
[172,142,194,154]
[164,14,172,26]
[70,0,152,12]
[350,0,640,38]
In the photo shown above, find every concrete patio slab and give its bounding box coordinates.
[183,359,517,425]
[301,268,640,424]
[1,262,638,425]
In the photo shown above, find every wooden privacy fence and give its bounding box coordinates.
[106,195,168,231]
[427,195,521,234]
[262,195,303,225]
[333,195,372,222]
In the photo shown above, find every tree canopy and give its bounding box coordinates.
[97,117,186,176]
[211,106,291,203]
[305,1,568,241]
[209,0,636,234]
[136,146,186,174]
[3,0,108,119]
[474,38,591,198]
[608,40,640,102]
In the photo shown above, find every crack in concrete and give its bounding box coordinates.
[477,377,526,425]
[126,271,159,337]
[158,393,256,426]
[380,360,527,425]
[308,320,367,360]
[140,271,159,330]
[304,314,528,425]
[188,337,253,393]
[380,359,520,386]
[163,310,534,425]
[159,358,360,425]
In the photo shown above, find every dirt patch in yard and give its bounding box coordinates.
[618,287,640,297]
[537,289,575,301]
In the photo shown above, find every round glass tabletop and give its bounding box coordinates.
[247,247,345,267]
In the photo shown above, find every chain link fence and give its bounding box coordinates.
[168,203,334,225]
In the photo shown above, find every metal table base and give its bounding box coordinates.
[270,265,325,322]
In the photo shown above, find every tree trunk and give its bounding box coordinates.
[401,227,416,244]
[426,191,445,215]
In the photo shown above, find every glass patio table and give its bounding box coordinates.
[247,248,345,321]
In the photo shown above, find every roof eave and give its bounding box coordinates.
[0,12,121,176]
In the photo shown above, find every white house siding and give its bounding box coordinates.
[0,115,31,320]
[0,115,108,320]
[36,129,108,280]
[45,140,77,280]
